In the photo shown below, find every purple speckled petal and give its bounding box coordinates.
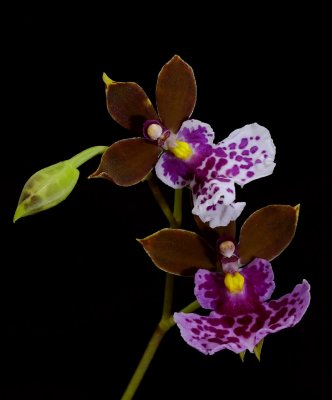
[155,119,215,189]
[177,119,215,145]
[191,176,246,228]
[174,311,247,355]
[242,258,275,302]
[195,269,265,317]
[155,152,193,188]
[217,123,276,188]
[175,272,310,355]
[255,280,311,343]
[194,269,225,310]
[175,120,214,170]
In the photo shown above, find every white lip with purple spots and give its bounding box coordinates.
[155,120,276,227]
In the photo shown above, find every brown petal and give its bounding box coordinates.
[89,138,162,186]
[138,228,217,276]
[103,73,158,132]
[238,205,299,265]
[156,55,197,133]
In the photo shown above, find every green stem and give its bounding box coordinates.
[68,145,108,168]
[162,273,174,319]
[173,189,183,227]
[120,300,200,400]
[120,325,166,400]
[120,180,186,399]
[146,174,177,227]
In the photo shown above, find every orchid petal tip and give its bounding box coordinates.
[102,72,114,86]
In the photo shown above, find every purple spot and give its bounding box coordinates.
[216,158,228,169]
[215,148,228,157]
[219,316,234,328]
[250,137,253,140]
[205,325,218,333]
[191,328,200,335]
[270,299,288,310]
[240,164,250,170]
[234,326,250,337]
[227,165,240,177]
[250,317,265,332]
[239,138,248,149]
[229,151,237,159]
[247,171,254,178]
[255,136,260,140]
[250,146,258,154]
[226,188,234,193]
[237,315,253,325]
[288,308,296,316]
[208,318,221,326]
[215,329,229,336]
[241,150,250,156]
[229,143,237,150]
[208,338,224,344]
[255,159,262,164]
[235,155,243,161]
[270,307,288,325]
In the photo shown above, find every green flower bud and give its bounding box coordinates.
[13,146,108,222]
[13,160,79,222]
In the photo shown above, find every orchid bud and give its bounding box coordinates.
[13,160,79,222]
[13,145,108,222]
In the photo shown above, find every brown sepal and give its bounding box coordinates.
[138,228,217,276]
[89,138,162,186]
[104,77,158,132]
[156,55,197,133]
[238,205,300,265]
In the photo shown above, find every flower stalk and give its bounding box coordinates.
[120,183,197,399]
[120,299,200,400]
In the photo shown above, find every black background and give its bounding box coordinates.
[1,7,330,399]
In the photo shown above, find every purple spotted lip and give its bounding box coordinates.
[156,120,276,228]
[174,259,310,355]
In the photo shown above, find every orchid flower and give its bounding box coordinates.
[174,261,310,355]
[139,204,310,356]
[91,56,276,227]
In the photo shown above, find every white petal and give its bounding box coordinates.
[219,123,276,188]
[191,177,246,227]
